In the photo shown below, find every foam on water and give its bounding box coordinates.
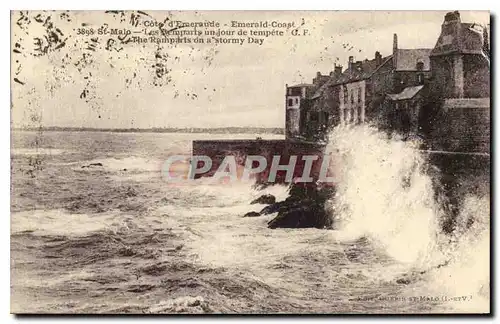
[426,195,490,313]
[11,148,70,156]
[88,156,163,172]
[324,124,490,312]
[10,130,489,313]
[155,181,295,269]
[152,125,489,312]
[326,125,441,265]
[11,209,134,236]
[181,178,289,206]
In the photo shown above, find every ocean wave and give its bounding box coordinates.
[324,124,489,312]
[78,156,163,173]
[11,148,71,156]
[11,209,117,236]
[10,129,489,314]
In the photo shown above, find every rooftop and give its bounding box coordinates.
[387,85,424,101]
[311,78,336,100]
[287,83,315,88]
[431,11,487,57]
[395,49,432,71]
[333,55,391,85]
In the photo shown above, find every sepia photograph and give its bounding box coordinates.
[10,10,490,314]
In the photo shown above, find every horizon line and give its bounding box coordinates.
[11,126,285,134]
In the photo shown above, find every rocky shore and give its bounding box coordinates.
[245,183,335,229]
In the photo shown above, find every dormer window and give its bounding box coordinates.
[416,61,424,71]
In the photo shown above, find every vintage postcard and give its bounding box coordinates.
[10,10,490,314]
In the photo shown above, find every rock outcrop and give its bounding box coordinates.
[250,183,335,229]
[243,211,261,218]
[81,162,103,168]
[267,199,330,229]
[250,194,276,205]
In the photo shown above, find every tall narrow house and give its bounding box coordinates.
[285,83,315,139]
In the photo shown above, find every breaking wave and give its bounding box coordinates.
[11,129,489,313]
[325,124,490,312]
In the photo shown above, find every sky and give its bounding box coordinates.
[11,10,490,129]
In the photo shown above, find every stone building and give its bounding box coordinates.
[284,10,489,152]
[327,33,432,129]
[285,70,341,140]
[421,10,490,153]
[285,83,316,139]
[334,55,384,125]
[284,32,431,139]
[429,11,489,99]
[384,85,426,137]
[307,66,344,140]
[373,34,432,135]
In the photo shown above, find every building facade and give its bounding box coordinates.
[307,66,343,140]
[428,11,489,99]
[284,10,489,153]
[422,10,490,152]
[334,56,379,125]
[331,34,432,129]
[285,83,315,139]
[285,69,341,140]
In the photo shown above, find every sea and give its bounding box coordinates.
[10,126,490,314]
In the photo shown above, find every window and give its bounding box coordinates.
[295,98,299,104]
[351,92,354,105]
[343,87,348,105]
[417,73,424,85]
[416,61,424,71]
[358,90,362,103]
[288,98,293,106]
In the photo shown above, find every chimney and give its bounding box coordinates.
[393,33,398,68]
[348,56,354,70]
[431,11,465,58]
[355,61,363,72]
[375,51,382,67]
[444,10,461,24]
[313,71,322,85]
[334,65,343,77]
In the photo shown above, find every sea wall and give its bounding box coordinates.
[427,98,490,153]
[192,139,326,184]
[427,151,490,232]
